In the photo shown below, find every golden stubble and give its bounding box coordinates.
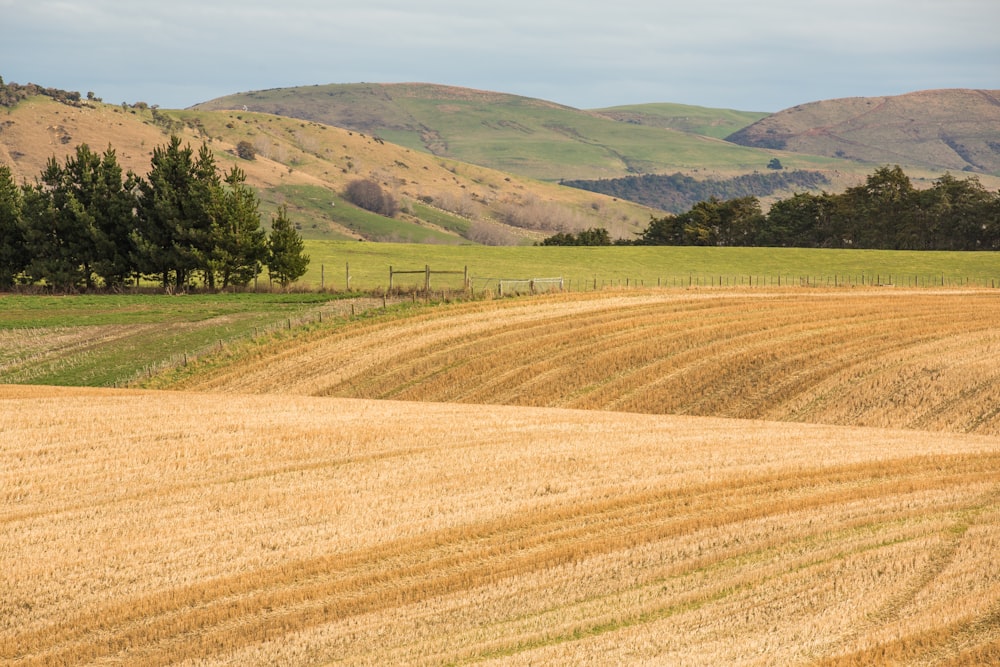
[2,385,999,665]
[166,288,1000,436]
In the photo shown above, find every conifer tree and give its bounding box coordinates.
[212,166,267,288]
[137,136,223,289]
[267,206,309,288]
[21,156,97,290]
[0,165,26,289]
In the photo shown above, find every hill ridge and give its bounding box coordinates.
[726,88,1000,174]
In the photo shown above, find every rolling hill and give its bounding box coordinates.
[194,83,1000,184]
[192,82,855,183]
[726,88,1000,175]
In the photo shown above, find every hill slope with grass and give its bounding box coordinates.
[192,82,855,183]
[727,88,1000,175]
[193,83,1000,209]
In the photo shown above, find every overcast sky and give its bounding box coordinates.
[2,0,997,112]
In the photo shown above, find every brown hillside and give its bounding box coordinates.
[0,97,655,242]
[0,97,307,189]
[726,89,1000,174]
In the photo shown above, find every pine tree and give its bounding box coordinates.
[92,147,140,289]
[267,206,309,288]
[137,136,194,288]
[137,136,222,289]
[212,166,267,288]
[0,165,26,289]
[21,156,97,290]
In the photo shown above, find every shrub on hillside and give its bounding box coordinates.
[344,179,398,217]
[236,140,256,160]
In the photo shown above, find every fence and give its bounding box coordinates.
[497,277,564,297]
[389,265,469,292]
[303,262,1000,295]
[562,274,1000,290]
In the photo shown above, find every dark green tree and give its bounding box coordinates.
[576,227,612,246]
[60,144,139,288]
[539,231,577,246]
[638,213,688,245]
[21,157,97,290]
[843,165,915,248]
[136,136,193,288]
[717,196,765,246]
[918,173,995,250]
[211,166,267,288]
[540,227,612,246]
[267,206,309,288]
[92,148,141,289]
[0,164,27,288]
[136,136,221,289]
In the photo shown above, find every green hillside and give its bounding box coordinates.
[590,102,768,139]
[193,83,845,182]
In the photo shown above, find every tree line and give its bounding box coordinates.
[0,136,309,291]
[561,169,830,214]
[544,166,1000,250]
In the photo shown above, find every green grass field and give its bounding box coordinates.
[0,293,339,386]
[301,241,1000,292]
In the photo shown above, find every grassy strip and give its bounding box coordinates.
[299,242,1000,291]
[0,292,342,386]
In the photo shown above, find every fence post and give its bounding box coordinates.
[346,263,351,291]
[464,266,469,293]
[389,266,394,291]
[425,265,430,293]
[321,264,325,290]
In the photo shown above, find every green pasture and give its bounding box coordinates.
[590,103,769,139]
[260,185,466,244]
[0,293,337,386]
[301,241,1000,292]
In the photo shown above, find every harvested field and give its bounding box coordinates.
[157,288,1000,436]
[2,385,999,665]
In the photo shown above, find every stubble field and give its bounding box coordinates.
[3,286,1000,665]
[157,288,1000,436]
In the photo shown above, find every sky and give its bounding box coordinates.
[2,0,998,112]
